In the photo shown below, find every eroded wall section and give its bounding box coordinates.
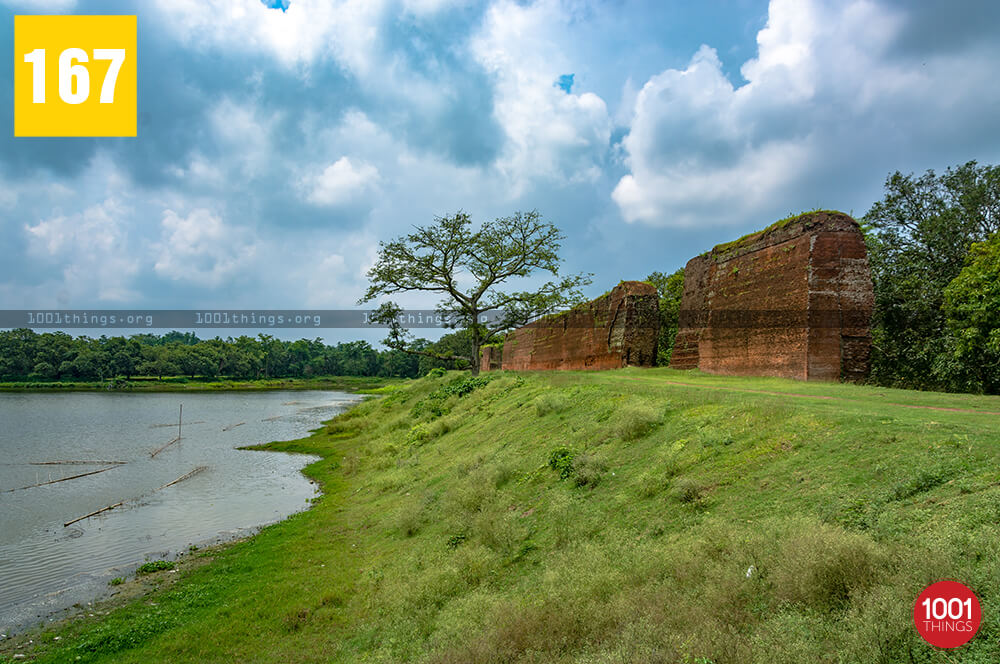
[498,281,659,371]
[670,211,873,381]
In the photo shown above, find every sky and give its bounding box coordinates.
[2,0,1000,344]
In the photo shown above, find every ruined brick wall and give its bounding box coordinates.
[499,281,659,371]
[670,212,874,381]
[479,346,502,373]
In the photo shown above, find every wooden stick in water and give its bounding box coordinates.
[4,465,120,493]
[30,460,128,466]
[222,422,245,431]
[62,464,207,527]
[64,500,126,527]
[155,466,207,491]
[150,435,181,458]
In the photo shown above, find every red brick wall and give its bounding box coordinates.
[670,212,874,381]
[479,346,502,373]
[499,281,659,371]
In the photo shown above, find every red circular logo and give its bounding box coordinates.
[913,580,981,648]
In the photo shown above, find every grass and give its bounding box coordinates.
[709,209,846,259]
[4,367,1000,663]
[135,561,175,575]
[0,375,402,393]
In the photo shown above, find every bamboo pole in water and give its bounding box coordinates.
[62,465,207,527]
[64,500,126,527]
[150,435,181,458]
[4,465,120,493]
[151,404,185,458]
[29,460,128,466]
[154,466,207,491]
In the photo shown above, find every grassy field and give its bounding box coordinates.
[0,375,400,393]
[4,368,1000,663]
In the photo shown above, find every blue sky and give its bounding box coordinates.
[2,0,1000,343]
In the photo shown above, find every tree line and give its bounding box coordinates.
[2,162,997,392]
[0,329,471,382]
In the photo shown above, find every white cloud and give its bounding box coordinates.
[401,0,471,15]
[208,98,278,179]
[153,209,257,287]
[150,0,385,73]
[612,0,969,227]
[303,157,379,206]
[471,0,612,192]
[24,198,140,302]
[1,0,77,10]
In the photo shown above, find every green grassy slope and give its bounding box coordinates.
[7,368,1000,663]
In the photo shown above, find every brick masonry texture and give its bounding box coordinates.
[670,211,874,381]
[494,281,659,371]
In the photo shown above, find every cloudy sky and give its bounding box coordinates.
[2,0,1000,342]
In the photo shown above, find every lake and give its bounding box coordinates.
[0,390,361,633]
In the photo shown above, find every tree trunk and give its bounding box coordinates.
[469,320,482,376]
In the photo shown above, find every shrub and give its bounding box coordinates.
[770,525,885,612]
[547,446,575,480]
[673,477,706,504]
[889,468,950,501]
[534,392,570,416]
[136,560,174,574]
[396,502,424,537]
[427,367,447,378]
[491,464,517,489]
[411,375,495,419]
[408,423,433,445]
[635,472,670,498]
[572,453,607,488]
[615,404,662,441]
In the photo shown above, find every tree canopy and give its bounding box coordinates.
[645,268,685,366]
[360,210,591,373]
[864,160,1000,391]
[943,231,1000,392]
[0,330,425,382]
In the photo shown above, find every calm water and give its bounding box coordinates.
[0,390,361,632]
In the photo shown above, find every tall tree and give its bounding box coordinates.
[359,211,591,374]
[943,231,1000,393]
[864,161,1000,390]
[645,268,685,366]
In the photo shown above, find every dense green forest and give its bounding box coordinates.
[0,328,473,382]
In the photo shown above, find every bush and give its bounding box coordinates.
[572,453,606,488]
[136,560,174,574]
[673,477,706,504]
[548,446,575,480]
[635,471,670,498]
[411,375,495,419]
[534,392,570,416]
[396,502,424,537]
[769,525,885,612]
[615,404,662,441]
[408,423,433,445]
[889,468,950,501]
